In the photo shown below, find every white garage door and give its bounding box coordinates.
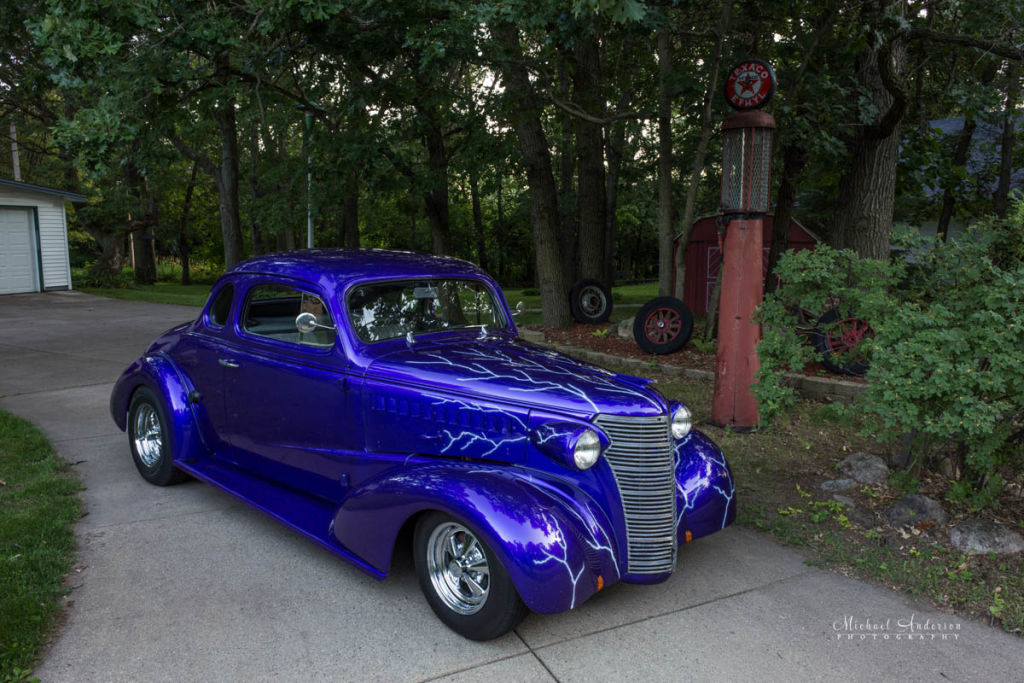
[0,208,38,294]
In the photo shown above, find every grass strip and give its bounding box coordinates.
[0,411,82,682]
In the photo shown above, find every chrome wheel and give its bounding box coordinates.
[132,403,163,468]
[426,521,490,615]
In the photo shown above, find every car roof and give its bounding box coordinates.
[228,249,491,289]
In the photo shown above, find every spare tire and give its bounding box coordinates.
[569,279,613,324]
[633,297,694,355]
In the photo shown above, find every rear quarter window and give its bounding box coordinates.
[208,284,234,327]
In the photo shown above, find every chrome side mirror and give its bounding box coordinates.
[512,301,525,317]
[295,312,335,334]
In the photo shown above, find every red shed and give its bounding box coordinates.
[673,214,820,316]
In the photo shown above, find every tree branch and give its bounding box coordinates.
[906,27,1024,60]
[546,90,652,124]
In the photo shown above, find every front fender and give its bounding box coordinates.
[675,429,736,541]
[109,354,206,464]
[331,462,620,614]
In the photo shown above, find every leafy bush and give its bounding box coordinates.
[756,201,1024,503]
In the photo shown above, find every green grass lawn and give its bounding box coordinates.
[79,283,210,308]
[0,411,82,681]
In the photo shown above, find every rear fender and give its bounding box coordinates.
[332,463,620,614]
[109,354,206,464]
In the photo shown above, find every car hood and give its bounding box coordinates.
[363,335,667,418]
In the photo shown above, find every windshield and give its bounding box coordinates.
[346,279,508,343]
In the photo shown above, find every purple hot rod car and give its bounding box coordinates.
[111,249,735,640]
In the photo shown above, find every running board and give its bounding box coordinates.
[176,458,385,580]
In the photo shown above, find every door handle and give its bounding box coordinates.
[218,358,239,368]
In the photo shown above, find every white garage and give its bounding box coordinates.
[0,179,86,295]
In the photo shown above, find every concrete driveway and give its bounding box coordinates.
[2,291,1022,682]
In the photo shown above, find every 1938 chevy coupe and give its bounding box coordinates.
[111,249,735,640]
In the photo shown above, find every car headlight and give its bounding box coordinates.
[573,430,602,470]
[671,404,692,439]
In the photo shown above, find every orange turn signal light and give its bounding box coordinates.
[685,530,693,543]
[596,576,604,591]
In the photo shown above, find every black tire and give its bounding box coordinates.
[127,386,188,486]
[414,512,528,640]
[811,309,872,377]
[569,279,613,324]
[633,297,694,355]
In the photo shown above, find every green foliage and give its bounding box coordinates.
[756,202,1024,502]
[0,411,82,680]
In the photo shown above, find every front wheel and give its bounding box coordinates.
[127,386,188,486]
[414,512,528,640]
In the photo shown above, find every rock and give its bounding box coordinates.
[830,494,873,527]
[616,317,634,340]
[887,494,947,527]
[839,453,889,485]
[820,478,858,492]
[950,520,1024,555]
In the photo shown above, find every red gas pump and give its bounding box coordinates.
[711,61,776,430]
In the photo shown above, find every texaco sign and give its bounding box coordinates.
[724,60,776,110]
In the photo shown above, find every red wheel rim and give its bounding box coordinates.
[826,318,873,355]
[644,308,682,344]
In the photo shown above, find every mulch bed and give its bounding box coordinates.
[531,322,859,381]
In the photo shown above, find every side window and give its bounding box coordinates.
[242,284,335,348]
[208,284,234,327]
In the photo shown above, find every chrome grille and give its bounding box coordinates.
[595,414,677,574]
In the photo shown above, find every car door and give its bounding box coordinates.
[220,278,359,503]
[174,281,235,451]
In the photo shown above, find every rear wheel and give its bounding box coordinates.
[127,387,188,486]
[414,512,527,640]
[633,297,694,355]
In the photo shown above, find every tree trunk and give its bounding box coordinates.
[492,22,573,328]
[496,175,507,283]
[339,173,360,248]
[656,28,675,296]
[604,113,627,287]
[936,117,976,241]
[422,117,451,255]
[179,162,199,286]
[557,61,578,284]
[831,5,907,260]
[248,120,261,256]
[123,159,157,285]
[766,145,807,293]
[603,36,635,287]
[213,52,244,268]
[675,0,731,300]
[574,34,607,285]
[994,62,1019,218]
[470,170,487,270]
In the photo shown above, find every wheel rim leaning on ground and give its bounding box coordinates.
[569,278,613,324]
[811,309,873,377]
[632,296,694,355]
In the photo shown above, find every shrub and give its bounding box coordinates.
[756,201,1024,503]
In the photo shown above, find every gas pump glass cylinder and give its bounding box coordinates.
[720,113,775,214]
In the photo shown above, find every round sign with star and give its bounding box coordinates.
[724,60,776,110]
